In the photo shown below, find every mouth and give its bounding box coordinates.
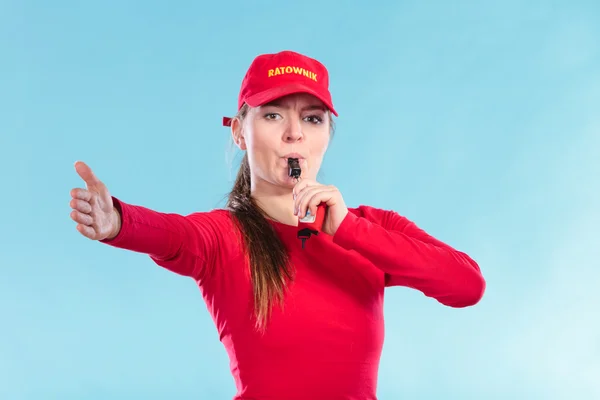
[283,152,305,160]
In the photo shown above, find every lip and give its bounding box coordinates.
[283,152,305,160]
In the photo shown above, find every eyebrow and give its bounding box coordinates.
[262,100,326,112]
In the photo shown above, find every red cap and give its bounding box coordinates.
[222,50,338,126]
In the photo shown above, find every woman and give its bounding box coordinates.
[69,50,485,399]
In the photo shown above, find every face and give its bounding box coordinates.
[232,92,331,190]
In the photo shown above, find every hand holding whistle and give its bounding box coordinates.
[288,158,349,246]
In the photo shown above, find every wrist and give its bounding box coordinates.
[107,207,122,240]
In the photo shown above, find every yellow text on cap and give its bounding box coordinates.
[267,66,317,82]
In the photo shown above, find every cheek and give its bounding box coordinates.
[245,121,278,165]
[244,121,265,151]
[311,132,330,157]
[247,132,271,154]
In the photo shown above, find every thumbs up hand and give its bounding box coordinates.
[70,161,121,240]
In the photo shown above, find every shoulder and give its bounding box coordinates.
[184,208,245,260]
[185,208,240,237]
[186,207,233,224]
[347,205,412,230]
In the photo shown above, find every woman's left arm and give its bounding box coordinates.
[293,180,486,308]
[333,207,486,308]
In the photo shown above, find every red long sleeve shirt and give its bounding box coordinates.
[101,197,485,399]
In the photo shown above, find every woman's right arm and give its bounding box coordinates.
[69,161,218,280]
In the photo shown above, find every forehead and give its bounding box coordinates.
[261,93,327,110]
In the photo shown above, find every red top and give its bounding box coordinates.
[102,197,485,399]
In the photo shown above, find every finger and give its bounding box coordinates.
[297,186,334,217]
[70,210,94,226]
[74,161,101,188]
[293,181,321,212]
[76,224,96,239]
[70,198,92,214]
[292,179,316,199]
[304,189,337,218]
[70,188,92,201]
[294,185,318,215]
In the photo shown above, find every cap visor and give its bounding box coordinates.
[245,82,338,116]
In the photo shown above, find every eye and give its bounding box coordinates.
[304,114,324,124]
[264,113,281,120]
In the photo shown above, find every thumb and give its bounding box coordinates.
[74,161,102,188]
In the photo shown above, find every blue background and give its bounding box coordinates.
[1,1,599,399]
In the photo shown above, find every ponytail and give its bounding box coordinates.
[226,105,294,331]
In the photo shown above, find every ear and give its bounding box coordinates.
[230,117,247,151]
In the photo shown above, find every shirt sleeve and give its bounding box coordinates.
[99,196,224,282]
[332,206,485,308]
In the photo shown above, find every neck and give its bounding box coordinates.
[251,178,298,226]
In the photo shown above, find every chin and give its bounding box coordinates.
[280,175,298,188]
[269,171,298,188]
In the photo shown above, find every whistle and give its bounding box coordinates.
[288,157,326,248]
[288,158,301,180]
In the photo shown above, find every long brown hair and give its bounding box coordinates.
[226,103,334,331]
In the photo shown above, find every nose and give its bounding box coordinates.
[283,115,303,143]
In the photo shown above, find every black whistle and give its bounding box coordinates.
[287,158,301,179]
